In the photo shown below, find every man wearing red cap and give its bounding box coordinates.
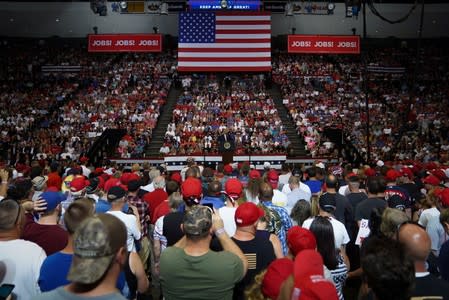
[384,169,411,216]
[231,202,276,299]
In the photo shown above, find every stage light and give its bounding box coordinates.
[327,2,335,14]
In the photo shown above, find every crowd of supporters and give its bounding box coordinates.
[162,75,290,155]
[1,157,449,299]
[273,46,449,163]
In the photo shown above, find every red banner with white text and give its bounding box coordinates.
[288,35,360,54]
[88,34,162,52]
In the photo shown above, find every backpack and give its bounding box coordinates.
[258,203,283,237]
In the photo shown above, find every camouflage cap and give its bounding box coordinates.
[67,214,127,284]
[183,206,212,236]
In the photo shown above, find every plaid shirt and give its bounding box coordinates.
[261,201,293,255]
[128,194,149,238]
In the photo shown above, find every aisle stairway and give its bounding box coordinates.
[145,86,182,157]
[269,84,308,157]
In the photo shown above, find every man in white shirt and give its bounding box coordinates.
[266,170,288,207]
[0,199,46,300]
[302,193,350,250]
[106,186,141,252]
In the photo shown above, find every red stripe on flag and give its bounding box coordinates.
[178,66,271,72]
[216,20,271,25]
[215,38,271,43]
[216,29,271,35]
[178,57,271,62]
[178,48,271,53]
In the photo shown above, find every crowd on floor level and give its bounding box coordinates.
[1,156,449,299]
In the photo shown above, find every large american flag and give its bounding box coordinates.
[178,12,271,72]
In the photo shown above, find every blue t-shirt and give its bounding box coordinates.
[38,252,126,292]
[96,199,129,214]
[201,196,225,209]
[304,180,322,194]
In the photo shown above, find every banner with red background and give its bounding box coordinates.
[88,34,162,52]
[288,35,360,54]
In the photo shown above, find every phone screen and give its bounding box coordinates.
[0,284,15,299]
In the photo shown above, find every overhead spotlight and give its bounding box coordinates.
[221,0,228,9]
[327,2,335,14]
[120,1,127,9]
[160,2,168,15]
[285,2,293,16]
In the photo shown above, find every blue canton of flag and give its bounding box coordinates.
[179,12,215,44]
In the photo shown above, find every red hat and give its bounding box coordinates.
[225,178,243,198]
[267,170,279,188]
[423,175,440,186]
[249,169,261,179]
[70,176,89,193]
[223,164,233,175]
[400,167,413,179]
[234,202,264,227]
[425,162,438,171]
[170,172,182,185]
[79,156,89,163]
[364,168,376,177]
[181,177,202,200]
[97,176,105,190]
[104,177,120,192]
[120,172,140,186]
[385,169,401,182]
[432,169,447,181]
[262,258,294,300]
[95,167,104,175]
[287,226,317,256]
[437,188,449,208]
[292,250,338,300]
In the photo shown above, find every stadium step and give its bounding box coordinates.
[145,86,183,157]
[268,84,308,157]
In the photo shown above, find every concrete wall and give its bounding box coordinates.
[0,2,448,38]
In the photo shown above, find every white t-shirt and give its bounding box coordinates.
[0,239,46,300]
[302,216,350,249]
[272,189,288,207]
[278,173,291,188]
[107,210,141,252]
[219,206,237,237]
[282,182,312,198]
[418,207,440,228]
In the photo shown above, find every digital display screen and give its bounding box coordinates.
[189,0,261,11]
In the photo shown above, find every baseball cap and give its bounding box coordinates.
[267,170,279,189]
[235,202,264,227]
[86,177,100,194]
[432,169,447,181]
[287,226,317,256]
[387,195,406,211]
[104,177,120,192]
[423,175,440,186]
[249,169,261,179]
[292,250,338,300]
[376,160,385,167]
[319,193,336,212]
[399,167,414,179]
[67,214,127,284]
[171,172,182,184]
[292,169,302,177]
[120,172,140,186]
[225,178,243,198]
[107,186,127,202]
[385,169,400,182]
[32,176,48,191]
[183,205,212,236]
[223,164,233,175]
[365,168,376,177]
[181,177,202,203]
[263,162,271,169]
[262,258,294,300]
[437,188,449,208]
[40,191,67,212]
[70,177,90,193]
[79,156,89,163]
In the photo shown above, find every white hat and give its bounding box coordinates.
[376,160,385,167]
[263,162,271,169]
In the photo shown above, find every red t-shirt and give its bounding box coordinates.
[22,214,68,255]
[142,189,168,224]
